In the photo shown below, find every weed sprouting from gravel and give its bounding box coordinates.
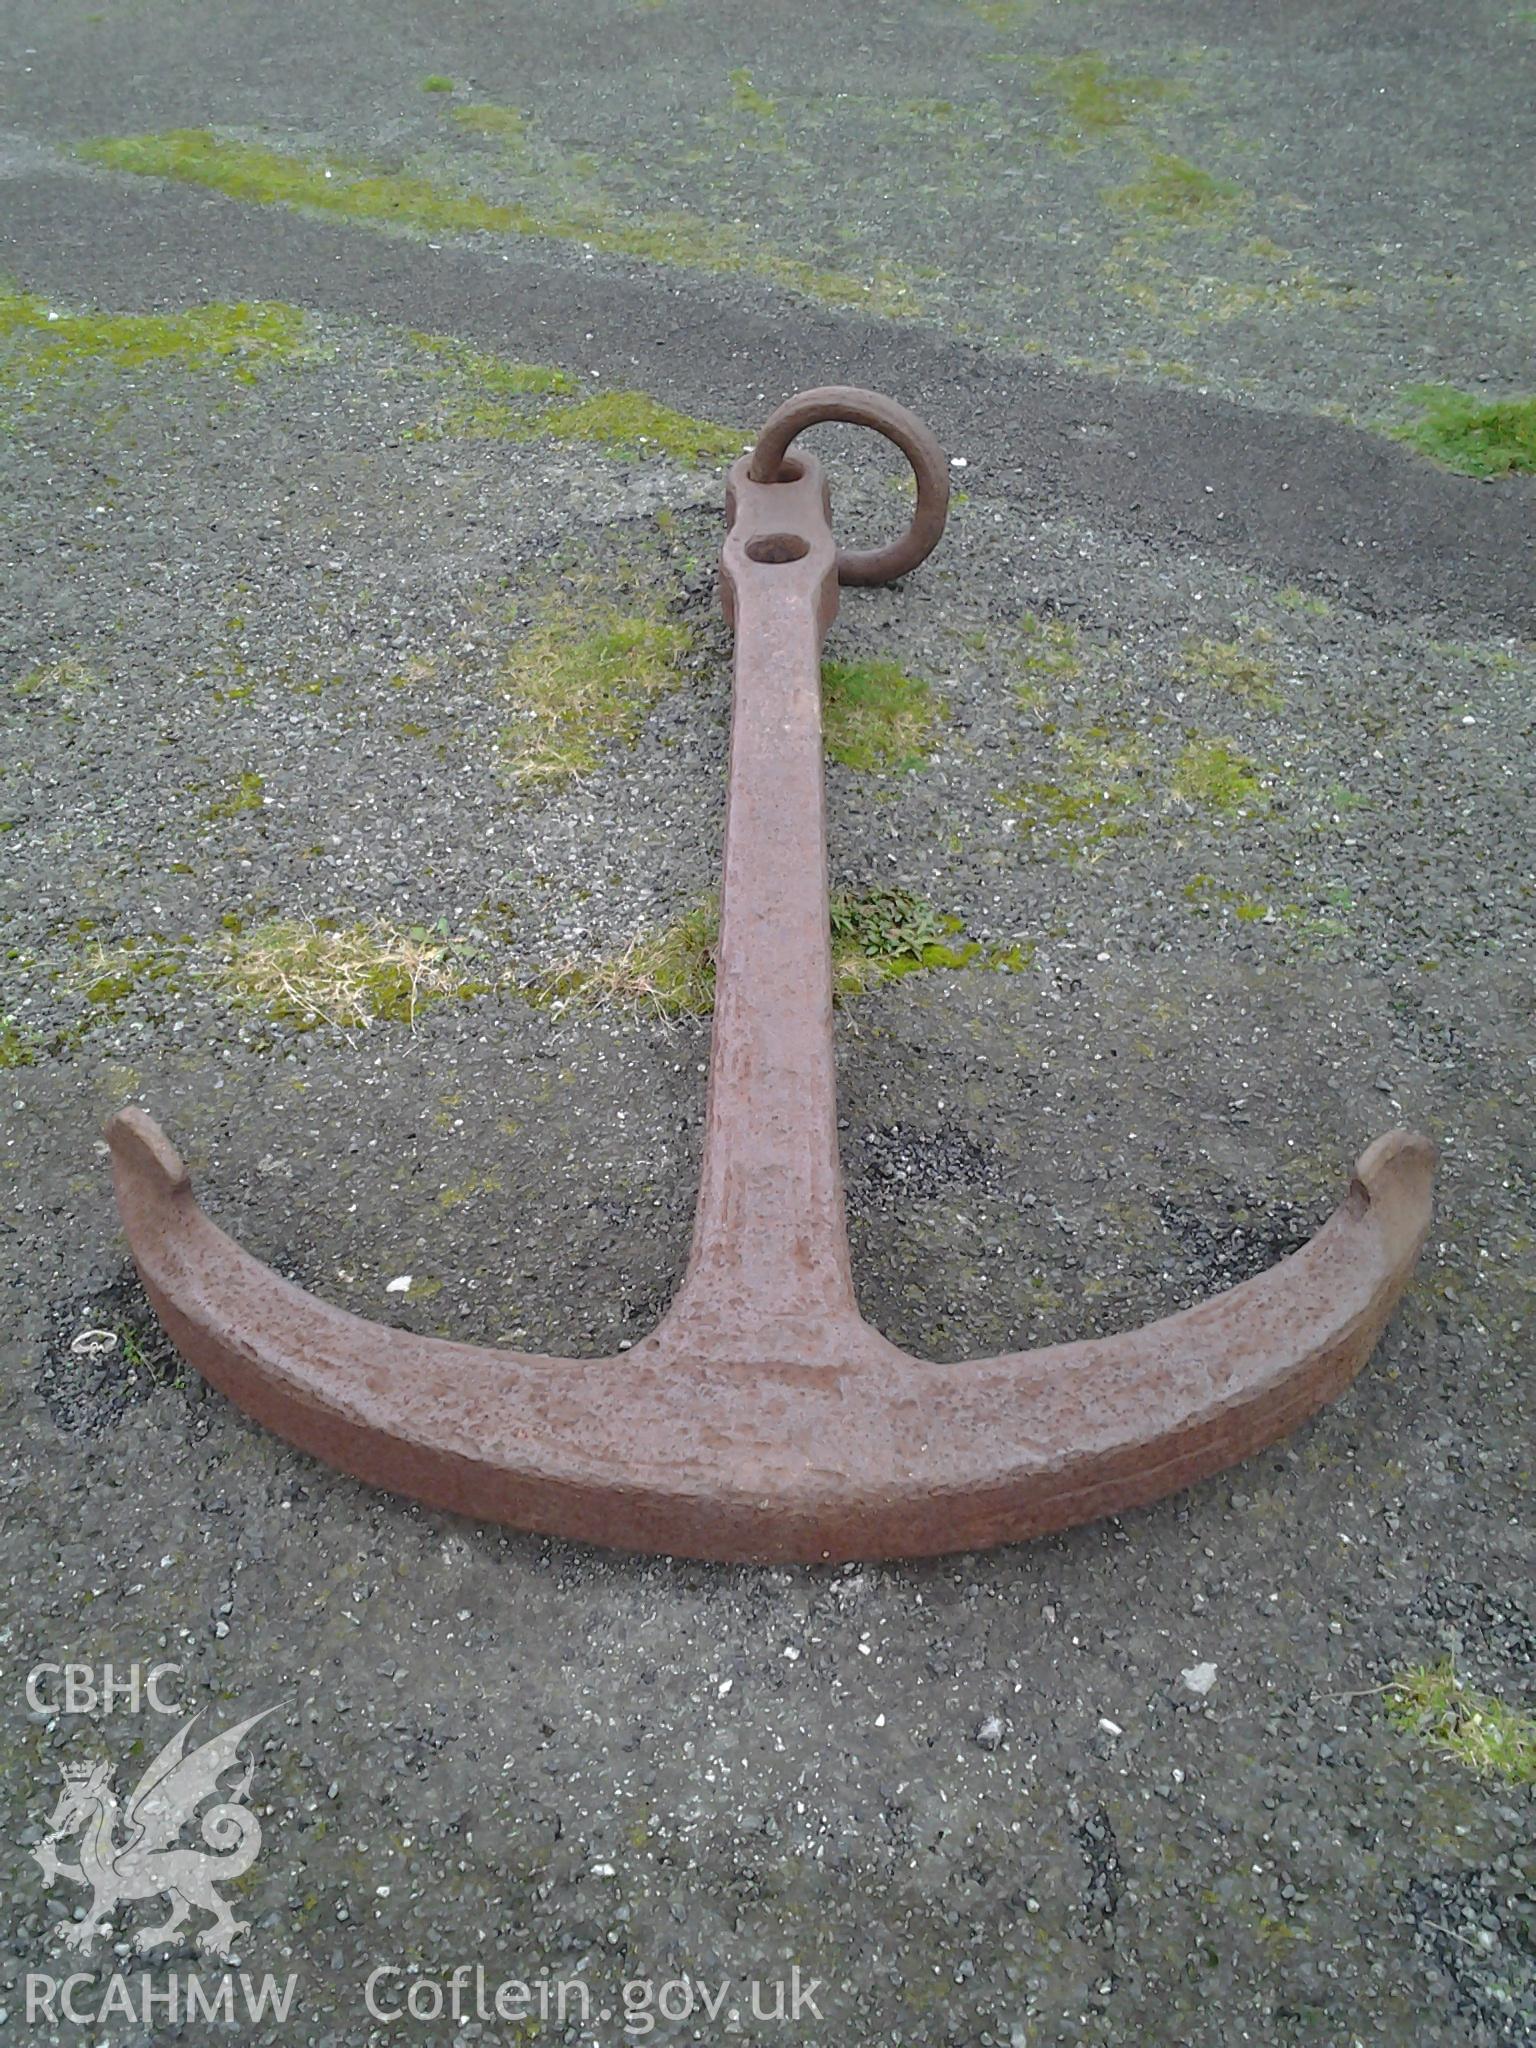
[498,587,694,785]
[830,887,982,984]
[1389,1663,1536,1784]
[1275,586,1332,616]
[1391,384,1536,478]
[821,657,940,772]
[421,75,455,93]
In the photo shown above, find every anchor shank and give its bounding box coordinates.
[672,460,856,1332]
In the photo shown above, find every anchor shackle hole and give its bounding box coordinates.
[755,455,807,485]
[745,532,811,564]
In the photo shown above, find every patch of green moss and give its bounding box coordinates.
[965,0,1033,27]
[1391,384,1536,478]
[544,209,915,314]
[821,657,940,772]
[536,390,744,465]
[81,129,918,315]
[449,102,528,143]
[414,397,532,440]
[403,331,575,440]
[79,129,521,236]
[0,288,308,387]
[1388,1662,1536,1784]
[1007,728,1151,855]
[1105,240,1359,323]
[0,1017,39,1067]
[729,67,777,118]
[203,770,266,822]
[1172,738,1267,815]
[1176,636,1282,709]
[1183,874,1271,922]
[406,331,574,398]
[1275,586,1331,617]
[421,75,455,93]
[1178,269,1362,323]
[498,586,693,784]
[1036,52,1180,149]
[438,1169,504,1209]
[1106,151,1246,225]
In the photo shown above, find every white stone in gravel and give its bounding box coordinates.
[1181,1662,1218,1695]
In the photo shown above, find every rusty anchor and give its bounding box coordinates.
[105,386,1435,1562]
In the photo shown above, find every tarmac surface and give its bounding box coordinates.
[1,3,1532,2044]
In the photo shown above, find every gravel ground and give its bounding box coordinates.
[1,4,1532,2045]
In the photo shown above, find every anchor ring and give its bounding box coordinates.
[746,385,949,586]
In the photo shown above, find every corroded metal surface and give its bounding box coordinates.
[105,387,1435,1563]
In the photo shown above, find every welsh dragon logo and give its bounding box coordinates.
[33,1708,273,1959]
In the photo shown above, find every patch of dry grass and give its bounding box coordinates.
[498,585,693,785]
[221,916,486,1031]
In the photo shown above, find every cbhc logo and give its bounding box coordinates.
[25,1663,185,1715]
